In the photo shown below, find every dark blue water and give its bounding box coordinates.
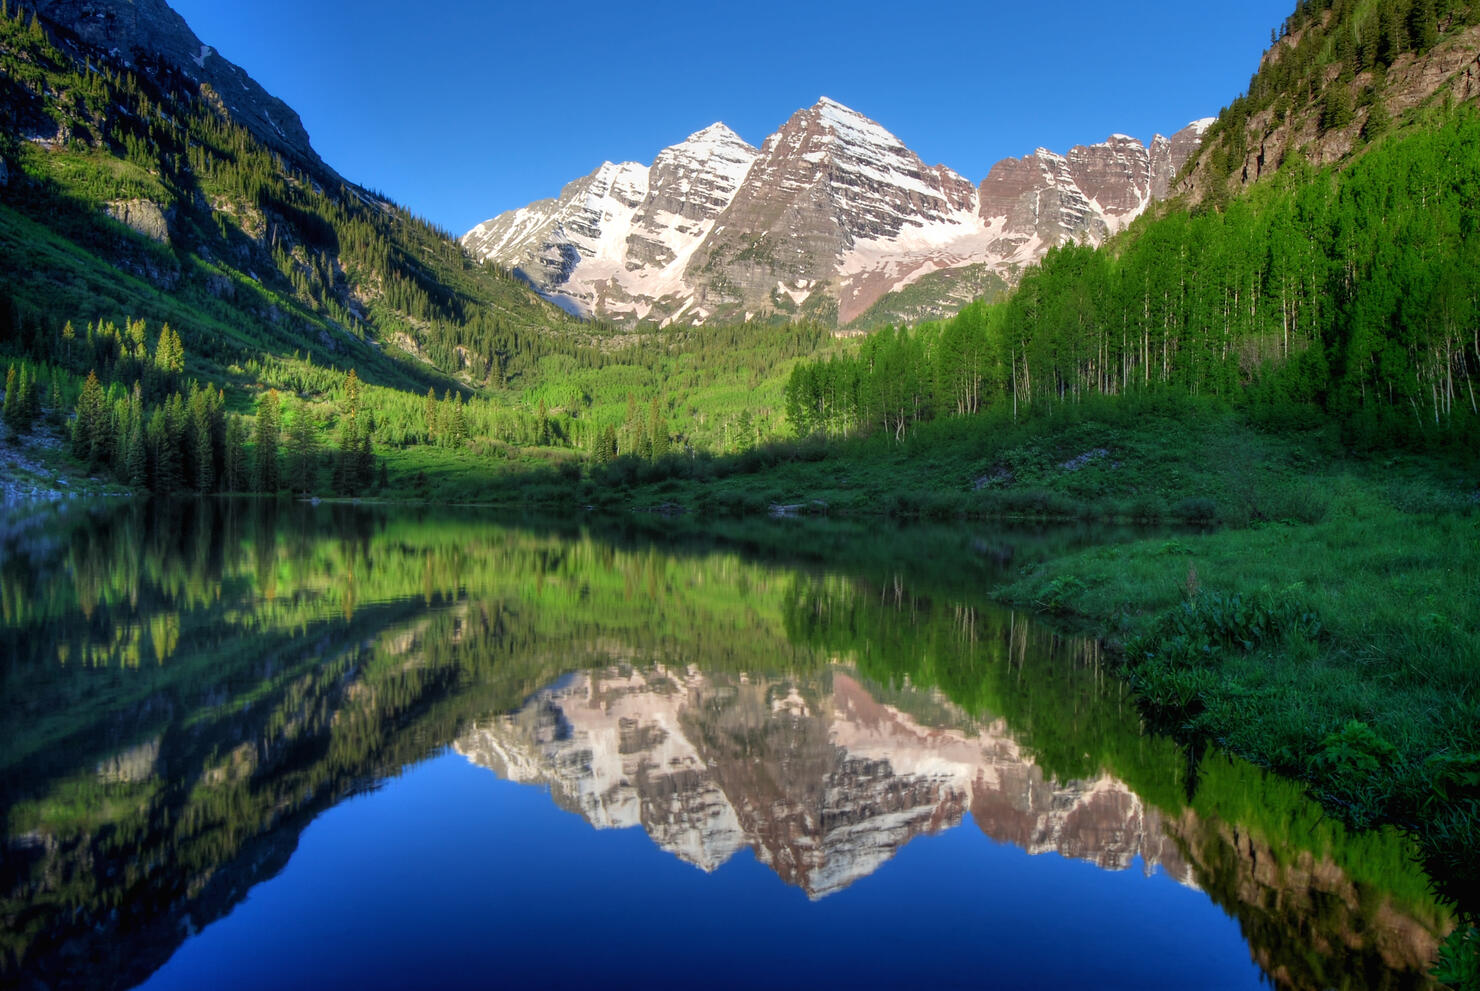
[137,751,1261,991]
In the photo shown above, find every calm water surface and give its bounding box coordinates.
[0,503,1452,990]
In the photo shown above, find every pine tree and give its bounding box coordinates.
[154,392,186,493]
[19,365,39,427]
[1363,98,1391,140]
[189,385,215,492]
[123,409,146,487]
[1408,0,1438,52]
[1321,84,1354,132]
[423,386,438,443]
[223,416,249,492]
[47,369,63,425]
[438,389,455,447]
[1378,2,1408,65]
[590,423,612,465]
[285,398,319,494]
[450,394,467,446]
[253,389,281,493]
[71,370,108,465]
[648,397,670,459]
[334,370,370,494]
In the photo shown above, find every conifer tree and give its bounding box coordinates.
[71,371,108,465]
[123,386,147,487]
[154,393,186,493]
[1321,84,1353,132]
[450,394,467,446]
[19,365,38,426]
[285,398,320,494]
[1408,0,1438,52]
[334,370,371,494]
[253,389,281,493]
[188,384,216,492]
[648,397,669,459]
[1378,2,1408,64]
[223,416,249,492]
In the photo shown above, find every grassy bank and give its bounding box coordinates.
[493,392,1470,524]
[882,406,1475,927]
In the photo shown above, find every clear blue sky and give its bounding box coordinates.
[167,0,1294,236]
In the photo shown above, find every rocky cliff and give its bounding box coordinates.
[463,124,758,320]
[464,100,1210,327]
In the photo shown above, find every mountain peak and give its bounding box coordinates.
[683,122,746,146]
[812,96,884,131]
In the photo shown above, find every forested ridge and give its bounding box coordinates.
[0,0,575,389]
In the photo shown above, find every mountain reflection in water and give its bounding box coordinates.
[0,503,1455,990]
[458,665,1190,898]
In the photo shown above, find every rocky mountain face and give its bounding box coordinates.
[1179,11,1480,204]
[464,100,1212,327]
[454,664,1192,898]
[463,124,759,319]
[22,0,329,175]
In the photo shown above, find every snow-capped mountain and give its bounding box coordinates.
[454,664,1192,898]
[463,100,1213,327]
[462,124,759,320]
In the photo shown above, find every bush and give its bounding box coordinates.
[1173,496,1219,523]
[1130,587,1324,666]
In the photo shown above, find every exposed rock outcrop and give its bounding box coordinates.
[1180,22,1480,202]
[104,198,172,245]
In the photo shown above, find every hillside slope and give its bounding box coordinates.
[1181,0,1480,202]
[0,0,577,397]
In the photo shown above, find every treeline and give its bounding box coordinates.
[43,317,381,495]
[787,111,1480,446]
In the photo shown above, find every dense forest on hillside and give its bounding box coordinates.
[0,0,574,389]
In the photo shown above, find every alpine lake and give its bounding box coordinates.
[0,501,1454,990]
